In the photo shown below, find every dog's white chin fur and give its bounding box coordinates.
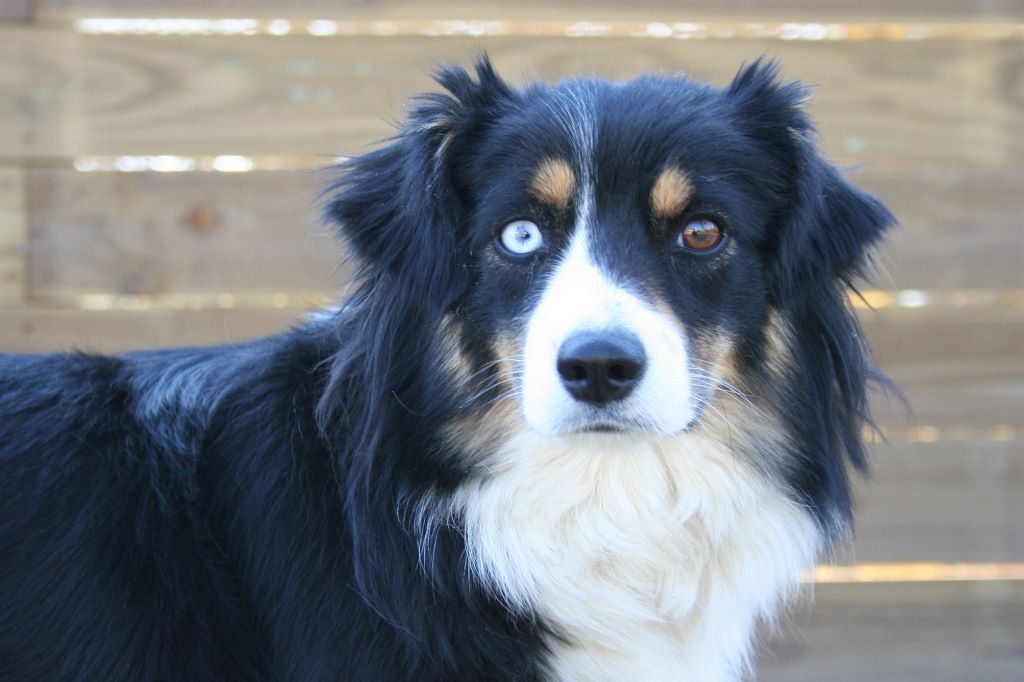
[448,427,819,682]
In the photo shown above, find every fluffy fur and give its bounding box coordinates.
[0,58,894,680]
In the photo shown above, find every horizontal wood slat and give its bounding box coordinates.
[760,580,1024,681]
[856,166,1024,291]
[26,169,341,298]
[0,306,301,352]
[850,441,1024,563]
[0,169,26,302]
[0,27,1021,163]
[864,307,1024,429]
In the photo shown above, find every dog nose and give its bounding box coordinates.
[556,331,646,405]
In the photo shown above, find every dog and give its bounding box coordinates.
[0,57,893,681]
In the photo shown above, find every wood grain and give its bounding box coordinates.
[851,441,1024,563]
[863,306,1024,430]
[0,169,26,302]
[1,26,1021,164]
[26,169,344,298]
[760,580,1024,681]
[0,306,301,353]
[855,166,1024,291]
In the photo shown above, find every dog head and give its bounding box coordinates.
[325,56,893,473]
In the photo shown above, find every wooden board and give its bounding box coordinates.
[0,0,31,22]
[855,166,1024,290]
[0,27,1021,164]
[851,441,1024,563]
[0,306,302,353]
[863,306,1024,430]
[0,169,25,302]
[760,581,1024,681]
[23,164,1024,299]
[26,169,344,298]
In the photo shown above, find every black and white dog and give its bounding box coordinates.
[0,58,893,680]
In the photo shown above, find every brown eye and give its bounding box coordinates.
[677,218,724,252]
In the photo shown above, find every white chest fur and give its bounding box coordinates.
[451,432,819,681]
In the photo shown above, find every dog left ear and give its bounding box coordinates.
[324,56,515,310]
[727,59,896,302]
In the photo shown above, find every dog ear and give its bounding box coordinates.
[728,60,898,519]
[727,59,896,302]
[324,56,515,310]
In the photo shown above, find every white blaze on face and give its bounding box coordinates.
[521,227,695,437]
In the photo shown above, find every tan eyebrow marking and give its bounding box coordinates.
[650,166,694,218]
[529,157,576,210]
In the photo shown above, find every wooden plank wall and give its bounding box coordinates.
[1,33,1021,163]
[1,2,1023,679]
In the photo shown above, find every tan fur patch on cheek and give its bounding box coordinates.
[690,328,737,384]
[440,330,527,463]
[650,166,694,219]
[762,308,794,376]
[530,158,576,210]
[439,313,474,387]
[442,400,520,465]
[688,325,793,473]
[492,333,525,388]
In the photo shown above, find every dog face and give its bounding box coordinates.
[327,57,892,468]
[450,78,794,439]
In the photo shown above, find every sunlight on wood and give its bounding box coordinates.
[806,562,1024,583]
[72,16,1024,41]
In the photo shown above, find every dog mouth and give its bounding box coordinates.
[560,413,652,436]
[557,408,703,438]
[578,422,627,434]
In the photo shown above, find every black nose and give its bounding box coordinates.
[556,331,646,405]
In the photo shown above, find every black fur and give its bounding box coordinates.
[0,57,893,680]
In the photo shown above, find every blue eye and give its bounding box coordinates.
[498,220,544,256]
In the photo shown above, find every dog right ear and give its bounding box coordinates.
[725,59,895,302]
[324,56,516,311]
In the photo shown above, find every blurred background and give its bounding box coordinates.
[1,1,1022,679]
